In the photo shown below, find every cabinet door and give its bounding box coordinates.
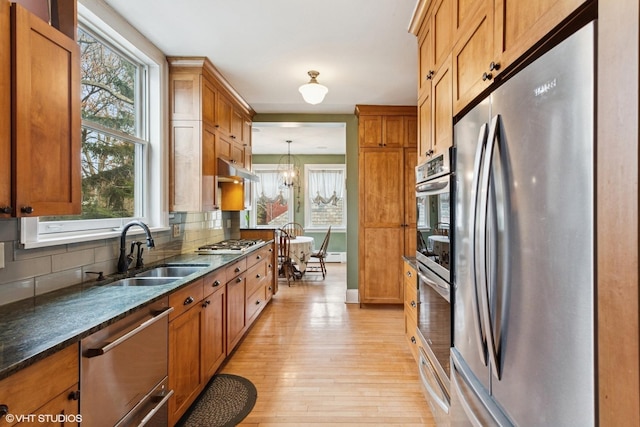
[202,286,226,380]
[418,16,433,95]
[242,116,252,147]
[405,116,418,148]
[0,0,10,217]
[417,87,432,164]
[453,0,494,115]
[432,0,453,73]
[358,115,383,148]
[431,55,453,160]
[231,108,243,141]
[170,121,202,212]
[382,116,405,148]
[170,72,201,121]
[169,306,203,426]
[23,384,79,427]
[360,227,404,304]
[215,93,233,136]
[226,275,246,353]
[202,78,216,125]
[494,0,588,71]
[202,124,217,211]
[12,4,80,217]
[359,149,404,227]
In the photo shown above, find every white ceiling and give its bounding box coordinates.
[102,0,419,154]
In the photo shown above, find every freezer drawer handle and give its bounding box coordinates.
[138,390,174,427]
[84,307,174,358]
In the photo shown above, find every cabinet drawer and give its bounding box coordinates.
[245,285,266,323]
[246,245,272,269]
[245,261,267,297]
[169,279,204,320]
[0,345,78,427]
[203,269,225,297]
[225,258,247,281]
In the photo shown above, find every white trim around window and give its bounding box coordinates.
[20,0,169,248]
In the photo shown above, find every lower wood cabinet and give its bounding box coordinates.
[0,345,79,427]
[168,279,204,426]
[202,270,226,380]
[226,258,247,353]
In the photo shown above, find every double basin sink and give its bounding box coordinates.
[108,264,209,287]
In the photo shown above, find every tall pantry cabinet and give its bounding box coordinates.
[356,105,417,304]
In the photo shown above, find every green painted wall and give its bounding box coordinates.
[252,114,359,291]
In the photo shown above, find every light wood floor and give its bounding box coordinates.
[220,263,436,426]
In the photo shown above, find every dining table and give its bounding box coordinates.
[288,235,315,274]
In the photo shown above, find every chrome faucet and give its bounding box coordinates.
[117,221,155,273]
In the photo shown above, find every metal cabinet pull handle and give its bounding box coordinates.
[84,307,174,357]
[184,296,194,305]
[213,280,221,287]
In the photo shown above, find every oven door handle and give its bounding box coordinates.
[84,307,174,358]
[416,179,450,196]
[417,269,450,302]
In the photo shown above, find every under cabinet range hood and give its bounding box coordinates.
[217,158,260,182]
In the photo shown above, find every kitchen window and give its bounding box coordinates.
[304,165,346,230]
[20,2,167,248]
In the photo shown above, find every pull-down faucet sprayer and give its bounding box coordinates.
[117,221,155,273]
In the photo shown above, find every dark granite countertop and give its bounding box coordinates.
[0,241,272,381]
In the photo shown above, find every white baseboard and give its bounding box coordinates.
[326,252,346,263]
[345,289,359,304]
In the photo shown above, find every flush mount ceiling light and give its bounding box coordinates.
[298,70,328,105]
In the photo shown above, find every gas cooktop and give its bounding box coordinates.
[196,239,263,255]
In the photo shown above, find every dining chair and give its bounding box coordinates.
[276,229,295,286]
[306,226,331,279]
[281,222,304,239]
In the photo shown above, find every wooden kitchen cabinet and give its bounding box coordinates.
[225,258,247,353]
[357,111,415,149]
[0,0,10,218]
[356,107,417,304]
[202,270,227,380]
[168,279,205,425]
[168,57,254,212]
[240,229,278,298]
[11,3,81,217]
[431,56,453,161]
[403,260,419,362]
[170,121,218,212]
[0,345,79,427]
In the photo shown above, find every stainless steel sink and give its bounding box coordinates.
[109,277,178,287]
[135,264,208,278]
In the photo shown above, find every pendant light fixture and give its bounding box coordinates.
[298,70,328,105]
[278,140,301,188]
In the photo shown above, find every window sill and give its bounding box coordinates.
[20,226,170,249]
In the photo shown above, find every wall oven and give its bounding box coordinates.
[415,151,453,426]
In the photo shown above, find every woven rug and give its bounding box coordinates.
[177,374,257,427]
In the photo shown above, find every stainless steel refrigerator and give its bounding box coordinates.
[450,21,595,426]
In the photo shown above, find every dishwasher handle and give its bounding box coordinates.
[84,306,174,358]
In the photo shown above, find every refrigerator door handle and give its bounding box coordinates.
[471,122,489,365]
[478,114,502,380]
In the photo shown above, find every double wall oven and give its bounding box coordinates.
[415,149,453,425]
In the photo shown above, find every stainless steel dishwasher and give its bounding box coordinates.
[81,297,174,426]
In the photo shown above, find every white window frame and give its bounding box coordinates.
[304,164,347,231]
[20,0,169,248]
[250,164,294,228]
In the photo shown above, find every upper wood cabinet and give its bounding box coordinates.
[168,57,254,212]
[355,105,417,148]
[412,0,591,116]
[1,1,10,218]
[11,3,81,217]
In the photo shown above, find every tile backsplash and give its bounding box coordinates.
[0,211,240,306]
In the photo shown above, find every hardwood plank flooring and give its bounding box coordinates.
[219,263,436,426]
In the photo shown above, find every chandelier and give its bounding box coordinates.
[278,140,301,188]
[298,70,328,105]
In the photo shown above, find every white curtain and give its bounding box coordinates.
[309,170,344,206]
[256,170,282,199]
